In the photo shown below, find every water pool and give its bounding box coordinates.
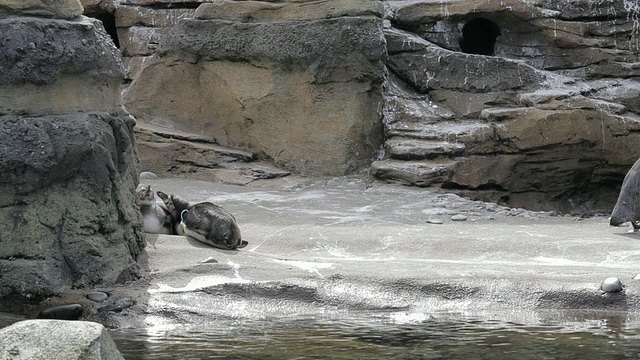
[107,309,640,359]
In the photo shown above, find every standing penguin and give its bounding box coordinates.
[136,185,174,235]
[156,191,248,250]
[610,157,640,231]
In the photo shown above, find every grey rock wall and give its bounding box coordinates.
[374,0,640,213]
[0,2,144,300]
[122,0,386,176]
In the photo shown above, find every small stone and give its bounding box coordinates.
[451,214,468,222]
[113,298,136,309]
[422,208,446,216]
[86,291,109,303]
[38,304,83,320]
[98,304,123,313]
[601,277,623,293]
[140,171,158,179]
[426,219,443,224]
[199,256,218,264]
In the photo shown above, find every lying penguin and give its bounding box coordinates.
[156,191,248,250]
[136,184,174,235]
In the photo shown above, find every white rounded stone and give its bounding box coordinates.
[600,277,623,293]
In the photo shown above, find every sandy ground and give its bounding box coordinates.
[125,176,640,326]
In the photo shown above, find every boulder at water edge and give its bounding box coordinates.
[0,320,124,360]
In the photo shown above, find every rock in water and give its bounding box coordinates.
[610,157,640,231]
[600,277,623,293]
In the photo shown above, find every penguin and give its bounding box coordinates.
[136,185,174,235]
[156,191,248,250]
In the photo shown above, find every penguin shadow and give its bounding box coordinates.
[145,233,159,250]
[614,231,640,240]
[183,235,244,255]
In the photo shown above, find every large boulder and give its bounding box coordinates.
[0,3,144,301]
[123,0,386,176]
[0,320,124,360]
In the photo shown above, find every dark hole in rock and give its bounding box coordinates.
[87,12,120,48]
[459,18,501,56]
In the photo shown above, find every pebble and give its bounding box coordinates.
[422,208,446,216]
[38,304,83,320]
[199,256,219,264]
[98,304,123,313]
[451,214,468,222]
[86,291,109,303]
[601,277,623,293]
[426,219,443,224]
[113,298,136,309]
[140,171,158,179]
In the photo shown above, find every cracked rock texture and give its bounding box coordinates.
[0,1,144,300]
[121,0,387,176]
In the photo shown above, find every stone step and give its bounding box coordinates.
[136,122,255,163]
[385,138,466,160]
[386,120,491,142]
[134,121,291,185]
[369,159,456,187]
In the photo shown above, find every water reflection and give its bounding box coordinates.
[108,310,640,359]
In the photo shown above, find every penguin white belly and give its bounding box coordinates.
[143,214,169,234]
[180,222,214,246]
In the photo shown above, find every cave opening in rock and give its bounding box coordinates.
[88,12,120,48]
[459,18,501,56]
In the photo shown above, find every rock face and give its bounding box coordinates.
[121,0,386,176]
[0,2,144,301]
[0,0,84,19]
[0,320,124,360]
[135,122,292,185]
[83,0,640,213]
[373,0,640,213]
